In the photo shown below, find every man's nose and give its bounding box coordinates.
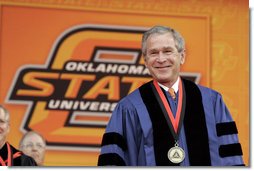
[31,145,38,151]
[156,52,167,62]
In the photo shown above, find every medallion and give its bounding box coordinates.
[167,143,185,164]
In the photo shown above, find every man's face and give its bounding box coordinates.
[20,134,46,166]
[144,32,185,86]
[0,108,9,148]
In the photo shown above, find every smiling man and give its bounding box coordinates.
[97,25,244,166]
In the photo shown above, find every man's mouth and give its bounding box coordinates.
[155,65,170,69]
[31,153,39,158]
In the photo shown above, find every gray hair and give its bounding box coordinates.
[0,105,10,122]
[141,25,185,56]
[19,131,46,148]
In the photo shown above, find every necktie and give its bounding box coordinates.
[168,88,176,100]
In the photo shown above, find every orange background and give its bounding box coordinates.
[0,0,249,166]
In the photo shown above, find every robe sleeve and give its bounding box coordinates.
[97,98,142,166]
[213,91,245,166]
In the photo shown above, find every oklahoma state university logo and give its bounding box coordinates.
[7,25,200,150]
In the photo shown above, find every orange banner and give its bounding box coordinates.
[0,0,249,166]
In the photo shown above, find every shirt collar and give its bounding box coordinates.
[158,77,179,93]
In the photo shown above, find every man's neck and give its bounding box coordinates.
[158,77,180,92]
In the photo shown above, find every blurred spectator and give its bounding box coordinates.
[19,131,46,166]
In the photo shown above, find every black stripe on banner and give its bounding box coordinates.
[98,153,126,166]
[100,132,127,151]
[219,143,243,157]
[216,121,238,137]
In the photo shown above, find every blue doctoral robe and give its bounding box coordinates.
[98,78,244,166]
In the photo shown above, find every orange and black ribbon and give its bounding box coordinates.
[0,142,22,166]
[152,79,185,140]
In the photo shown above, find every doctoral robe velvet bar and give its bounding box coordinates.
[98,78,244,166]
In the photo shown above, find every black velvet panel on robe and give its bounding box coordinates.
[139,79,211,166]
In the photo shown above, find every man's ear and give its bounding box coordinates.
[144,56,148,67]
[180,50,186,65]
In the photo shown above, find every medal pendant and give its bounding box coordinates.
[167,142,185,164]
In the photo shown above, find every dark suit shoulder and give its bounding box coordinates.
[20,154,37,166]
[8,143,37,166]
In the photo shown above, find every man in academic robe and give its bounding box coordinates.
[97,25,244,166]
[0,105,37,166]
